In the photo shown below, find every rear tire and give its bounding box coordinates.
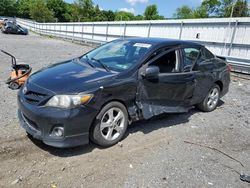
[196,84,220,112]
[90,102,128,147]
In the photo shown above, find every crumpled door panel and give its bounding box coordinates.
[137,102,189,120]
[136,80,191,120]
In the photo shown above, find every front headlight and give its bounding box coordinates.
[45,94,93,109]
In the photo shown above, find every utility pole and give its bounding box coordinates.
[230,0,236,18]
[222,0,237,56]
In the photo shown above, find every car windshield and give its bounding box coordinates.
[80,40,152,72]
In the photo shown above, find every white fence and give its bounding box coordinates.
[16,17,250,73]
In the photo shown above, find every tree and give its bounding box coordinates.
[79,0,94,21]
[47,0,67,22]
[201,0,221,15]
[70,0,95,22]
[193,5,209,18]
[220,0,249,17]
[134,14,144,20]
[220,0,238,17]
[29,0,54,22]
[144,4,164,20]
[174,6,194,19]
[92,5,105,21]
[115,11,135,21]
[63,3,74,22]
[102,10,115,21]
[17,0,31,18]
[70,2,81,22]
[232,0,249,17]
[0,0,17,17]
[192,0,221,18]
[2,0,248,22]
[219,0,234,17]
[174,0,249,19]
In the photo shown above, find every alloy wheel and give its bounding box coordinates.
[207,87,219,109]
[100,107,125,141]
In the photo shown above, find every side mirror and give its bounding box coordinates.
[142,66,159,79]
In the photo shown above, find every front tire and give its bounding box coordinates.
[90,102,128,147]
[196,84,220,112]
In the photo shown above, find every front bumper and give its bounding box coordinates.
[17,92,98,148]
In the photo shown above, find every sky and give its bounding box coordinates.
[65,0,205,18]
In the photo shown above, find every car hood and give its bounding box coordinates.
[27,58,116,94]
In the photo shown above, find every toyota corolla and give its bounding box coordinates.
[18,38,230,148]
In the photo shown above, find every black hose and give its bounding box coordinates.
[6,67,32,85]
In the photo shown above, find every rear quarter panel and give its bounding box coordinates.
[214,58,230,97]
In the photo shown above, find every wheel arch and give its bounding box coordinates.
[215,80,223,92]
[89,99,131,132]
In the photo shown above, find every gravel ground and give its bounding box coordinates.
[0,32,250,188]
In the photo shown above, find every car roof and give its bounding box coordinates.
[119,37,203,48]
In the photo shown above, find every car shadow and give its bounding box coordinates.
[29,100,225,157]
[28,136,97,157]
[126,100,225,136]
[125,108,197,137]
[217,99,225,107]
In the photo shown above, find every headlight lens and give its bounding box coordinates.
[45,94,93,108]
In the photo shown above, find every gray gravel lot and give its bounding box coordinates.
[0,32,250,188]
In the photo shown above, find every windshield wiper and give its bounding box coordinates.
[91,57,111,72]
[83,55,95,68]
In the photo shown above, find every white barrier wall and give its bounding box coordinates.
[17,17,250,64]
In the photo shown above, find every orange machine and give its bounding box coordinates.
[0,20,5,29]
[1,50,32,90]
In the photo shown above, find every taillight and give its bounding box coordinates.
[227,64,232,72]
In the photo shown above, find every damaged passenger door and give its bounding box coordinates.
[137,47,197,119]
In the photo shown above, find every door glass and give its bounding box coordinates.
[183,48,200,70]
[196,47,215,65]
[151,50,178,73]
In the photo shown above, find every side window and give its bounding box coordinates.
[196,47,215,65]
[202,47,214,60]
[151,50,179,73]
[147,47,170,62]
[183,48,200,69]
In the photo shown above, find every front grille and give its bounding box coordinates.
[24,90,49,105]
[26,91,47,98]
